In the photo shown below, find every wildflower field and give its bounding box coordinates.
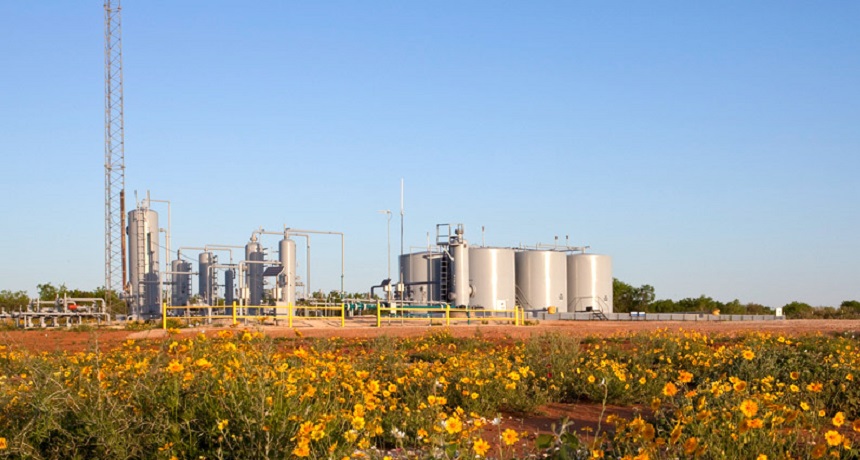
[1,328,859,459]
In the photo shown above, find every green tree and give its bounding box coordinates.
[612,279,655,313]
[743,302,774,315]
[676,296,724,313]
[840,300,860,314]
[0,290,29,311]
[782,301,813,319]
[721,299,746,315]
[37,282,68,301]
[649,299,677,312]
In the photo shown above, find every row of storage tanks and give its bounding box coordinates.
[400,248,613,313]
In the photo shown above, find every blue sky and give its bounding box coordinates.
[0,1,857,307]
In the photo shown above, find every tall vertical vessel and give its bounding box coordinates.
[567,253,613,313]
[127,206,160,317]
[245,237,264,307]
[469,247,515,310]
[448,226,471,307]
[170,259,191,306]
[198,252,215,305]
[514,250,566,310]
[224,269,235,307]
[279,237,296,308]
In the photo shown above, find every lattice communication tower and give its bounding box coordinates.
[104,0,127,308]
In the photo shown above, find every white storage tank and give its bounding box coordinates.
[515,250,567,310]
[399,252,442,303]
[567,253,613,313]
[469,247,515,311]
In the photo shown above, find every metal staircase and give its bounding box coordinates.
[591,310,609,320]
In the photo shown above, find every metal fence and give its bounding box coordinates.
[161,302,345,329]
[375,302,523,327]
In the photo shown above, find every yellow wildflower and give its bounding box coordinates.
[166,360,184,374]
[501,428,519,446]
[473,438,490,457]
[445,416,463,434]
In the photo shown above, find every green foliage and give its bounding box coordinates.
[0,289,29,311]
[841,300,860,314]
[612,279,655,313]
[783,301,814,318]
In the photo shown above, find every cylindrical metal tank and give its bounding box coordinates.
[279,238,296,306]
[198,252,215,305]
[224,269,235,307]
[567,254,613,313]
[449,239,470,307]
[170,259,191,307]
[515,250,567,310]
[469,247,515,311]
[398,252,442,303]
[245,240,264,306]
[127,207,160,318]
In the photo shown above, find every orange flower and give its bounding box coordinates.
[682,437,698,455]
[663,382,678,397]
[739,400,758,418]
[853,419,860,432]
[832,412,845,428]
[678,371,693,383]
[806,382,823,393]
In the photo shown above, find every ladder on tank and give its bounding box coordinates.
[439,256,449,303]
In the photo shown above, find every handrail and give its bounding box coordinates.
[162,302,346,329]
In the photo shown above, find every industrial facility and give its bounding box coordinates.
[120,200,613,321]
[397,224,613,314]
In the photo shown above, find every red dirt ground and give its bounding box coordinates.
[3,319,858,456]
[3,319,858,353]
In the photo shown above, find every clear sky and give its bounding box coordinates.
[0,1,857,308]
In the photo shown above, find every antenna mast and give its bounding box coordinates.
[104,0,127,308]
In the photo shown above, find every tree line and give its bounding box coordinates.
[0,283,124,315]
[3,280,859,320]
[613,278,860,319]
